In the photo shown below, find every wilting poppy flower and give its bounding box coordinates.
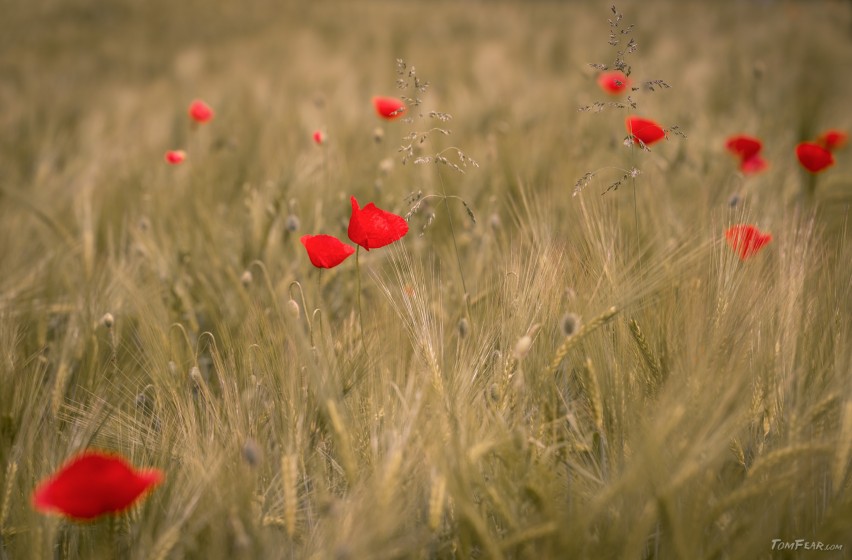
[796,142,834,173]
[32,451,163,520]
[188,99,214,124]
[313,130,326,145]
[347,196,408,251]
[597,71,631,94]
[815,129,847,151]
[164,150,186,165]
[725,135,763,161]
[739,154,768,174]
[625,116,666,146]
[300,234,355,268]
[725,225,772,261]
[372,96,406,120]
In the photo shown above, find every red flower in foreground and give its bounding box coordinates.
[725,135,763,160]
[372,96,406,120]
[796,142,834,173]
[188,99,214,124]
[597,71,631,94]
[625,116,666,146]
[32,451,163,520]
[725,225,772,261]
[739,154,768,175]
[164,150,186,165]
[300,234,355,268]
[313,130,326,145]
[816,129,847,151]
[347,196,408,251]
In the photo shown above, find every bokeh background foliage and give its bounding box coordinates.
[1,0,851,558]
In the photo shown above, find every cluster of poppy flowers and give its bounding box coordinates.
[595,71,848,262]
[300,196,408,268]
[723,129,846,175]
[34,96,412,522]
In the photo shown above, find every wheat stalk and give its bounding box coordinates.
[547,307,618,376]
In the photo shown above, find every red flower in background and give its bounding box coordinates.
[313,130,326,145]
[347,196,408,251]
[815,129,847,151]
[372,96,406,120]
[625,116,666,146]
[739,154,768,175]
[725,225,772,261]
[597,71,631,94]
[188,99,214,124]
[796,142,834,173]
[725,135,767,175]
[300,234,355,268]
[725,135,762,160]
[32,451,163,520]
[164,150,186,165]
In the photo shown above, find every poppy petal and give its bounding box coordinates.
[188,99,214,124]
[739,154,768,175]
[313,130,326,145]
[725,135,763,160]
[796,142,834,173]
[597,71,630,94]
[372,96,406,120]
[164,150,186,165]
[300,235,355,268]
[625,116,666,146]
[815,129,847,151]
[347,196,408,251]
[725,225,772,261]
[32,451,163,520]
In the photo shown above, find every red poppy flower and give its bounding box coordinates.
[739,154,768,174]
[32,451,163,520]
[597,71,631,94]
[625,116,666,146]
[164,150,186,165]
[300,234,355,268]
[796,142,834,173]
[372,96,406,120]
[347,196,408,251]
[188,99,214,124]
[313,130,326,145]
[815,129,847,151]
[725,225,772,261]
[725,135,763,160]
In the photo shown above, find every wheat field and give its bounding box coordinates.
[1,0,851,558]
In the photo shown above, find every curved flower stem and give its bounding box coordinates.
[355,246,366,352]
[289,280,314,347]
[438,170,472,324]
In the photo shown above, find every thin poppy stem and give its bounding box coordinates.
[355,246,366,351]
[438,170,472,324]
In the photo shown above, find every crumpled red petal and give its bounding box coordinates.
[300,234,355,268]
[796,142,834,173]
[725,225,772,261]
[372,96,406,120]
[347,196,409,251]
[725,135,763,160]
[32,451,163,520]
[625,116,666,146]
